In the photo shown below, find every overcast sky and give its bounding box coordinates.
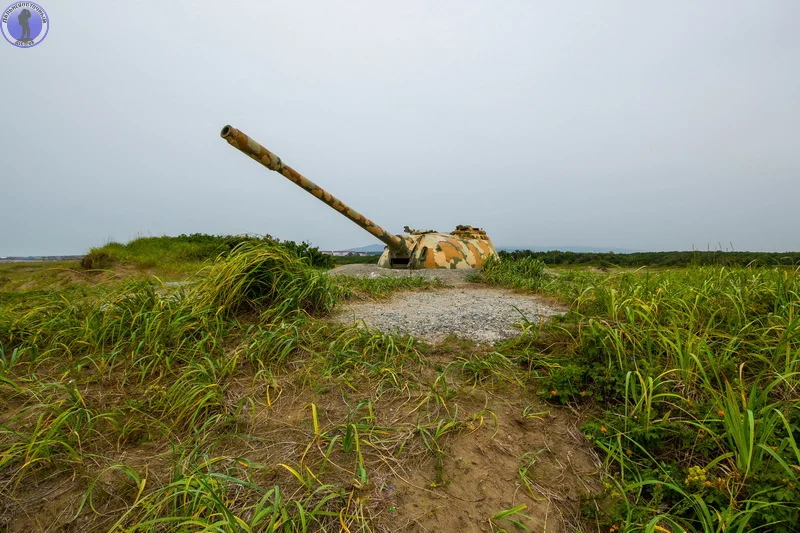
[1,1,798,256]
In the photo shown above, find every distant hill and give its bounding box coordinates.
[347,243,639,254]
[346,244,385,253]
[0,255,83,263]
[497,245,640,254]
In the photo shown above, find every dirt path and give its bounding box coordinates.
[329,265,567,344]
[325,265,603,532]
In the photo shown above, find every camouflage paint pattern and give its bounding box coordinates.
[220,125,497,269]
[220,125,408,254]
[377,226,498,269]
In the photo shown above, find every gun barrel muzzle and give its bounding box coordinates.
[220,125,408,254]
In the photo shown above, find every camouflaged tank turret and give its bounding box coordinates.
[220,125,498,269]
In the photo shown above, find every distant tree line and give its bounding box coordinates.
[499,249,800,267]
[332,254,379,266]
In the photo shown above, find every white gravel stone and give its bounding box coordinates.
[327,263,475,284]
[328,265,566,344]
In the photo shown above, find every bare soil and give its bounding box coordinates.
[221,374,603,533]
[379,391,603,532]
[1,264,604,532]
[323,265,604,531]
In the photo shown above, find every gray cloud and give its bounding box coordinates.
[1,1,798,255]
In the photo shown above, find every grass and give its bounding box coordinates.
[80,233,335,278]
[0,260,106,295]
[2,239,552,531]
[2,238,798,531]
[334,274,444,300]
[481,257,800,532]
[332,255,382,266]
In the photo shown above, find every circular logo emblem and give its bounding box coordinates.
[2,2,48,48]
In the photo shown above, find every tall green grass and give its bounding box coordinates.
[81,233,335,274]
[0,242,337,482]
[470,255,549,291]
[0,240,474,531]
[5,242,798,531]
[485,258,800,531]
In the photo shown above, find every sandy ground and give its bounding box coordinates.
[328,264,567,344]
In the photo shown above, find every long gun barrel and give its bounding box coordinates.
[220,125,408,255]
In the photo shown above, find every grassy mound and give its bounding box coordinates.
[81,233,335,275]
[7,242,575,532]
[481,259,800,531]
[192,242,338,318]
[3,242,799,531]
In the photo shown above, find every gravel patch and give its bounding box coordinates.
[329,265,567,344]
[327,263,474,285]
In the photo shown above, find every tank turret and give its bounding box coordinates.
[220,125,498,269]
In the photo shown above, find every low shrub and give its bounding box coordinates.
[191,241,338,317]
[80,250,114,270]
[473,255,549,291]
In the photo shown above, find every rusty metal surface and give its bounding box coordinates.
[220,125,407,254]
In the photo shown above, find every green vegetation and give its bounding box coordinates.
[1,240,533,531]
[332,254,381,266]
[2,236,798,531]
[82,233,335,276]
[335,274,443,300]
[478,257,800,531]
[502,249,800,268]
[0,260,87,294]
[472,255,548,291]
